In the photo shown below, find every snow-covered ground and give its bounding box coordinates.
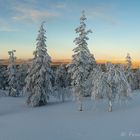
[0,90,140,140]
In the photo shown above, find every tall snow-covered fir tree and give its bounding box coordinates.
[25,22,52,107]
[91,63,132,112]
[7,50,19,97]
[68,11,96,111]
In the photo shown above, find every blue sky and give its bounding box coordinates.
[0,0,140,62]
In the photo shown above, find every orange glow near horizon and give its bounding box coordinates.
[1,49,140,61]
[1,58,140,69]
[1,52,140,68]
[1,46,140,68]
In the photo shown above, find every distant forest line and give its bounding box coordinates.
[0,59,140,69]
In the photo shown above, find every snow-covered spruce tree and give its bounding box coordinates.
[7,50,19,97]
[126,53,132,69]
[91,63,131,112]
[68,11,95,111]
[54,64,69,102]
[125,53,136,90]
[25,22,52,107]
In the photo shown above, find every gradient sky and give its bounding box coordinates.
[0,0,140,62]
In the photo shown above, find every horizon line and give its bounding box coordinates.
[0,58,140,68]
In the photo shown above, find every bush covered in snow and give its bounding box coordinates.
[91,63,132,112]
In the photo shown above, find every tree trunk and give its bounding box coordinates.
[76,87,83,111]
[62,92,65,102]
[79,101,83,111]
[79,99,83,111]
[108,100,112,112]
